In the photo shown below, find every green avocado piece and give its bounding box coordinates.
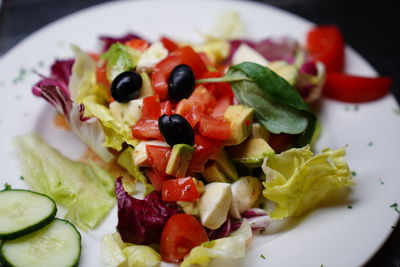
[267,60,298,85]
[215,149,239,182]
[251,122,271,142]
[166,144,194,177]
[202,162,229,183]
[227,138,275,168]
[117,147,154,194]
[223,105,254,146]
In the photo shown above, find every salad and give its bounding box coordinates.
[3,10,392,267]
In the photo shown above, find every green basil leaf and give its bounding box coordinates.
[230,77,308,134]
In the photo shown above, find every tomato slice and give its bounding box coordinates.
[151,46,207,100]
[162,177,200,202]
[189,134,222,173]
[132,119,163,140]
[124,39,149,52]
[160,36,179,52]
[161,100,173,116]
[198,115,231,141]
[307,25,345,72]
[146,145,171,177]
[141,95,161,120]
[323,73,392,103]
[175,99,203,128]
[161,214,208,262]
[144,168,166,192]
[187,86,217,115]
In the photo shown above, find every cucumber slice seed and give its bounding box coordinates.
[0,189,57,240]
[0,218,82,267]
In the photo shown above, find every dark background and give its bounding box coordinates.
[0,0,399,266]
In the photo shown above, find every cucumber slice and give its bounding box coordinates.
[0,189,57,240]
[0,218,81,267]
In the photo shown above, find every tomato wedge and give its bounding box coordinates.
[161,214,209,262]
[141,95,161,120]
[160,36,179,52]
[323,73,392,103]
[198,115,231,141]
[144,169,166,192]
[162,177,200,202]
[307,25,345,72]
[151,46,207,100]
[189,134,222,173]
[132,119,163,140]
[124,38,149,52]
[146,145,171,177]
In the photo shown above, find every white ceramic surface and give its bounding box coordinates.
[0,0,399,266]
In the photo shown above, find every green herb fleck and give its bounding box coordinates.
[259,202,265,209]
[368,142,373,147]
[347,205,353,209]
[354,105,359,111]
[38,61,44,67]
[4,183,11,190]
[351,171,357,177]
[12,67,27,84]
[390,203,400,213]
[19,176,24,181]
[378,178,384,185]
[320,265,324,267]
[393,108,400,116]
[260,254,266,260]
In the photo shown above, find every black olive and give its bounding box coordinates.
[168,64,195,100]
[110,71,142,103]
[158,114,195,146]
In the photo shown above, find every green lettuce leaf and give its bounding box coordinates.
[180,219,252,267]
[101,43,141,82]
[123,245,161,267]
[14,133,115,231]
[117,147,154,195]
[83,99,138,151]
[262,145,354,219]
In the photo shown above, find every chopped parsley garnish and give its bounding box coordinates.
[259,202,265,209]
[354,105,359,111]
[378,178,384,185]
[347,205,353,209]
[368,142,373,147]
[4,183,12,190]
[12,67,27,84]
[19,176,25,180]
[260,254,266,260]
[390,203,400,213]
[351,171,357,177]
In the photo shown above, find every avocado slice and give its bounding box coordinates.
[165,144,194,177]
[251,122,271,142]
[227,138,275,168]
[267,60,298,85]
[202,162,229,183]
[215,149,239,182]
[223,105,254,146]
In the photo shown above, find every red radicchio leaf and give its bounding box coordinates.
[115,177,179,244]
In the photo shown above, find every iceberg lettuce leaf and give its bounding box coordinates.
[101,43,141,82]
[262,145,354,219]
[180,220,252,267]
[123,245,161,267]
[14,133,115,231]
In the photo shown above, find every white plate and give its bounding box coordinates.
[0,0,399,266]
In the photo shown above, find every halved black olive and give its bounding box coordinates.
[110,71,142,103]
[158,114,195,146]
[168,64,195,100]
